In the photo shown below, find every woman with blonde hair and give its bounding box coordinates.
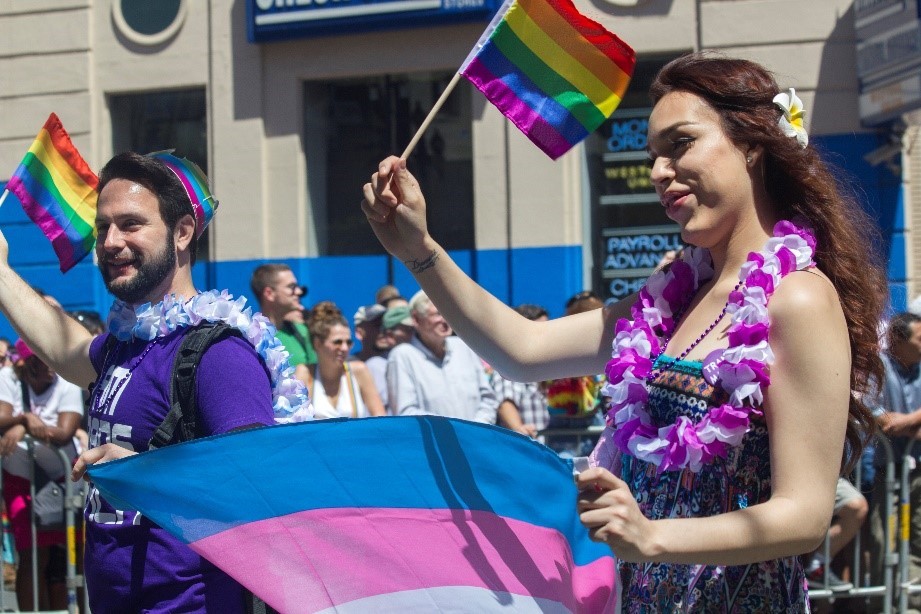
[362,52,886,610]
[306,302,386,419]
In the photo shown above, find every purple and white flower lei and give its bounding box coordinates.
[603,220,816,473]
[107,289,313,424]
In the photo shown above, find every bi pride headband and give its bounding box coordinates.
[148,151,218,238]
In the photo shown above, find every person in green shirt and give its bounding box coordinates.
[250,264,317,387]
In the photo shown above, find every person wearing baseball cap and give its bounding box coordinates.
[352,303,388,408]
[353,304,388,359]
[381,305,415,346]
[385,291,497,424]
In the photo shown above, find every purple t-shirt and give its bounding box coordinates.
[85,327,275,614]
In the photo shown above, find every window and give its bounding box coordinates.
[304,73,474,255]
[112,0,186,45]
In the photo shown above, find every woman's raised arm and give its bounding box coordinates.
[362,156,631,381]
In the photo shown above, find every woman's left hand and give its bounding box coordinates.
[576,467,660,562]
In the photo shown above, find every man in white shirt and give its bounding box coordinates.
[386,291,497,423]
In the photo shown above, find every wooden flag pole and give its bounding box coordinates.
[400,72,463,160]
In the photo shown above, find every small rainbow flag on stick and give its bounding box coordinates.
[4,113,98,272]
[460,0,635,159]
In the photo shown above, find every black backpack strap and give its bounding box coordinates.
[148,322,245,450]
[148,322,280,614]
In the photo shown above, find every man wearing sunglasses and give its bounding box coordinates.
[251,263,317,387]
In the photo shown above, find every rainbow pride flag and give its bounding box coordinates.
[460,0,635,160]
[89,416,617,612]
[6,113,98,272]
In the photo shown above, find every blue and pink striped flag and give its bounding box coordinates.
[89,416,617,612]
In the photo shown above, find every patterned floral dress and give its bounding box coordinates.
[591,356,810,613]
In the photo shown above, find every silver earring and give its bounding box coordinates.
[746,156,753,164]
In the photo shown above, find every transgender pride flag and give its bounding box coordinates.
[88,416,617,613]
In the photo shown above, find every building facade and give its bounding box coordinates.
[0,0,910,339]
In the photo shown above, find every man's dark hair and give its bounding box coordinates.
[889,312,921,344]
[515,304,548,321]
[250,263,291,305]
[97,152,199,264]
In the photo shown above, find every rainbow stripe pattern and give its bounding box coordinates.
[546,376,602,417]
[89,416,618,612]
[460,0,635,160]
[149,152,218,237]
[6,113,98,272]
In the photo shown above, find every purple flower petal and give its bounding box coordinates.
[775,219,817,252]
[728,321,769,347]
[774,246,796,276]
[745,270,775,295]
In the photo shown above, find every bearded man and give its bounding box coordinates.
[0,151,309,613]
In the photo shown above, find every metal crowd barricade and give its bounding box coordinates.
[0,436,85,614]
[804,436,921,613]
[897,439,921,612]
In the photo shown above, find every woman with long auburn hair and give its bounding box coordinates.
[361,52,886,610]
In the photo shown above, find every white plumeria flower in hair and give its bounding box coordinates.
[773,88,808,148]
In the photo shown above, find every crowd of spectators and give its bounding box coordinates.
[9,271,921,612]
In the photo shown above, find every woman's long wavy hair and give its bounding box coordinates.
[650,52,887,473]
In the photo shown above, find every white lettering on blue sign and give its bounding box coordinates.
[444,0,484,9]
[607,118,648,153]
[256,0,344,9]
[604,253,662,269]
[606,233,681,254]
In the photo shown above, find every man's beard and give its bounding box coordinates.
[101,233,176,304]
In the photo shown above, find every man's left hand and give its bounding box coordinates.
[71,443,136,482]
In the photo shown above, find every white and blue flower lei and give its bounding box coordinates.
[107,289,313,423]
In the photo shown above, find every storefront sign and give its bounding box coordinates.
[248,0,500,41]
[597,109,657,206]
[860,72,921,124]
[600,225,682,300]
[855,0,921,124]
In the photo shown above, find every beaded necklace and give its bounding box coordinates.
[91,337,160,414]
[648,279,745,380]
[603,220,817,473]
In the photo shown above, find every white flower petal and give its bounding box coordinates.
[106,290,312,423]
